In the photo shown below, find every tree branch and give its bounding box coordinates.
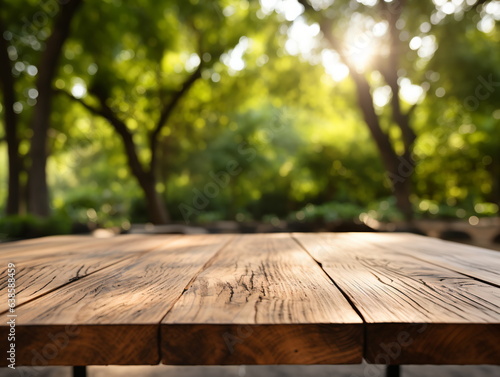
[299,0,400,172]
[57,89,104,116]
[59,89,148,181]
[378,0,416,154]
[149,62,203,172]
[153,62,203,138]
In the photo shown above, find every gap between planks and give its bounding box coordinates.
[160,233,363,365]
[292,232,500,365]
[155,234,236,362]
[357,233,500,289]
[290,233,370,361]
[0,234,235,366]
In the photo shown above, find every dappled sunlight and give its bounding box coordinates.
[285,17,320,56]
[221,37,251,72]
[71,82,87,99]
[342,15,387,73]
[399,78,424,105]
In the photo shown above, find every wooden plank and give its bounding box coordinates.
[0,234,153,266]
[0,235,177,312]
[354,232,500,286]
[161,233,363,365]
[0,234,233,366]
[0,235,98,261]
[0,235,91,249]
[293,233,500,365]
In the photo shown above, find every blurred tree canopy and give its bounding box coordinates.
[0,0,499,233]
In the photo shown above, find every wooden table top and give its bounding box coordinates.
[0,233,499,366]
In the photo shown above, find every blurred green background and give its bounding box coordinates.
[0,0,499,240]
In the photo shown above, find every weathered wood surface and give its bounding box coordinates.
[0,232,498,367]
[293,232,500,364]
[0,235,232,365]
[354,232,500,286]
[0,235,176,312]
[162,233,363,365]
[0,235,96,262]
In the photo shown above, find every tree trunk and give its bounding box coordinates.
[66,90,172,225]
[0,19,21,215]
[137,172,170,225]
[313,13,415,220]
[392,174,413,221]
[351,72,414,220]
[28,93,51,216]
[27,0,82,217]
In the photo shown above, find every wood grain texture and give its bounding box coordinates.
[162,233,363,365]
[366,323,500,365]
[2,232,498,366]
[0,235,176,312]
[0,235,92,250]
[0,234,232,366]
[293,233,500,365]
[7,325,158,366]
[164,324,361,365]
[355,232,500,286]
[0,235,100,263]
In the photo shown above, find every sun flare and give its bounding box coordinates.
[344,38,377,71]
[342,17,387,72]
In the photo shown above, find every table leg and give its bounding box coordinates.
[386,365,400,377]
[73,366,87,377]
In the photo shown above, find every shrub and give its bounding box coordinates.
[0,214,72,241]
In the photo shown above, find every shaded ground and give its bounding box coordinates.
[2,364,500,377]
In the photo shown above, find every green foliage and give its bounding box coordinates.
[57,190,130,229]
[0,214,72,241]
[290,202,366,222]
[1,0,499,231]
